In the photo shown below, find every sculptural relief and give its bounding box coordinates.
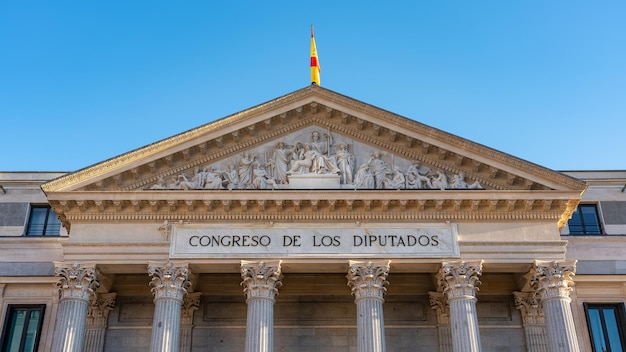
[335,143,354,185]
[146,128,485,191]
[367,152,392,189]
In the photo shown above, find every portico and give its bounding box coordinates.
[41,85,587,351]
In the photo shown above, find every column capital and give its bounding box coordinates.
[240,260,283,301]
[529,260,576,300]
[436,260,483,299]
[181,292,202,325]
[429,291,450,324]
[54,261,99,302]
[147,260,192,301]
[87,292,117,327]
[346,260,390,301]
[513,291,544,325]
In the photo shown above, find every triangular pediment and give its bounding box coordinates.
[43,85,584,193]
[42,85,586,230]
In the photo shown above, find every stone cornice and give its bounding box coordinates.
[46,189,580,233]
[42,86,586,195]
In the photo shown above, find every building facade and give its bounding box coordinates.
[0,85,624,352]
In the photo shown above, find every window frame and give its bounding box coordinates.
[567,203,604,235]
[0,304,46,352]
[24,205,61,237]
[584,302,626,352]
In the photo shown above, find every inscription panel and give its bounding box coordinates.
[170,223,459,259]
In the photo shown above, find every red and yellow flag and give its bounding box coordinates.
[310,25,321,86]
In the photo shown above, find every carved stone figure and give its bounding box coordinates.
[450,172,482,189]
[267,142,291,184]
[368,152,391,189]
[335,143,354,184]
[166,175,181,189]
[406,161,432,189]
[286,144,316,175]
[354,163,375,189]
[310,131,330,156]
[222,164,239,190]
[150,176,168,190]
[252,162,277,190]
[179,167,206,190]
[238,152,256,189]
[431,171,449,190]
[383,167,406,189]
[204,168,224,189]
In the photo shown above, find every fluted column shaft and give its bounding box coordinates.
[530,261,579,352]
[148,261,192,352]
[83,328,106,352]
[347,260,390,352]
[51,262,99,352]
[436,261,483,352]
[241,260,283,352]
[84,292,116,352]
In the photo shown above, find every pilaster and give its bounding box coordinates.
[436,260,483,352]
[429,291,452,352]
[346,260,390,352]
[84,292,117,352]
[180,291,202,352]
[514,291,548,352]
[241,260,283,352]
[51,261,99,352]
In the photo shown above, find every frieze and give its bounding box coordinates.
[169,223,460,259]
[146,128,484,191]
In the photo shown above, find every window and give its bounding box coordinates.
[0,305,45,352]
[585,303,626,352]
[25,205,61,236]
[568,204,603,235]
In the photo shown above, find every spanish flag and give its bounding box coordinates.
[310,25,321,86]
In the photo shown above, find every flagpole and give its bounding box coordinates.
[310,24,321,86]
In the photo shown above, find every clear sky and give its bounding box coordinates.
[1,1,624,172]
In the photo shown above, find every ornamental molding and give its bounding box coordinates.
[41,85,586,233]
[428,291,450,324]
[240,260,283,301]
[181,292,202,325]
[346,260,391,301]
[86,292,117,327]
[42,86,585,195]
[54,261,100,302]
[513,291,544,325]
[527,260,576,300]
[436,260,483,299]
[147,260,192,301]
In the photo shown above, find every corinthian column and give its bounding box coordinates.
[346,260,391,352]
[529,260,579,352]
[148,261,192,352]
[436,260,483,352]
[84,292,117,352]
[429,292,452,352]
[240,260,283,352]
[513,291,548,352]
[51,262,99,352]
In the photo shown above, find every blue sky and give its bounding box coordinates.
[1,2,624,172]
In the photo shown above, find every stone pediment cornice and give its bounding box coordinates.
[47,189,580,233]
[42,85,586,194]
[41,85,586,234]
